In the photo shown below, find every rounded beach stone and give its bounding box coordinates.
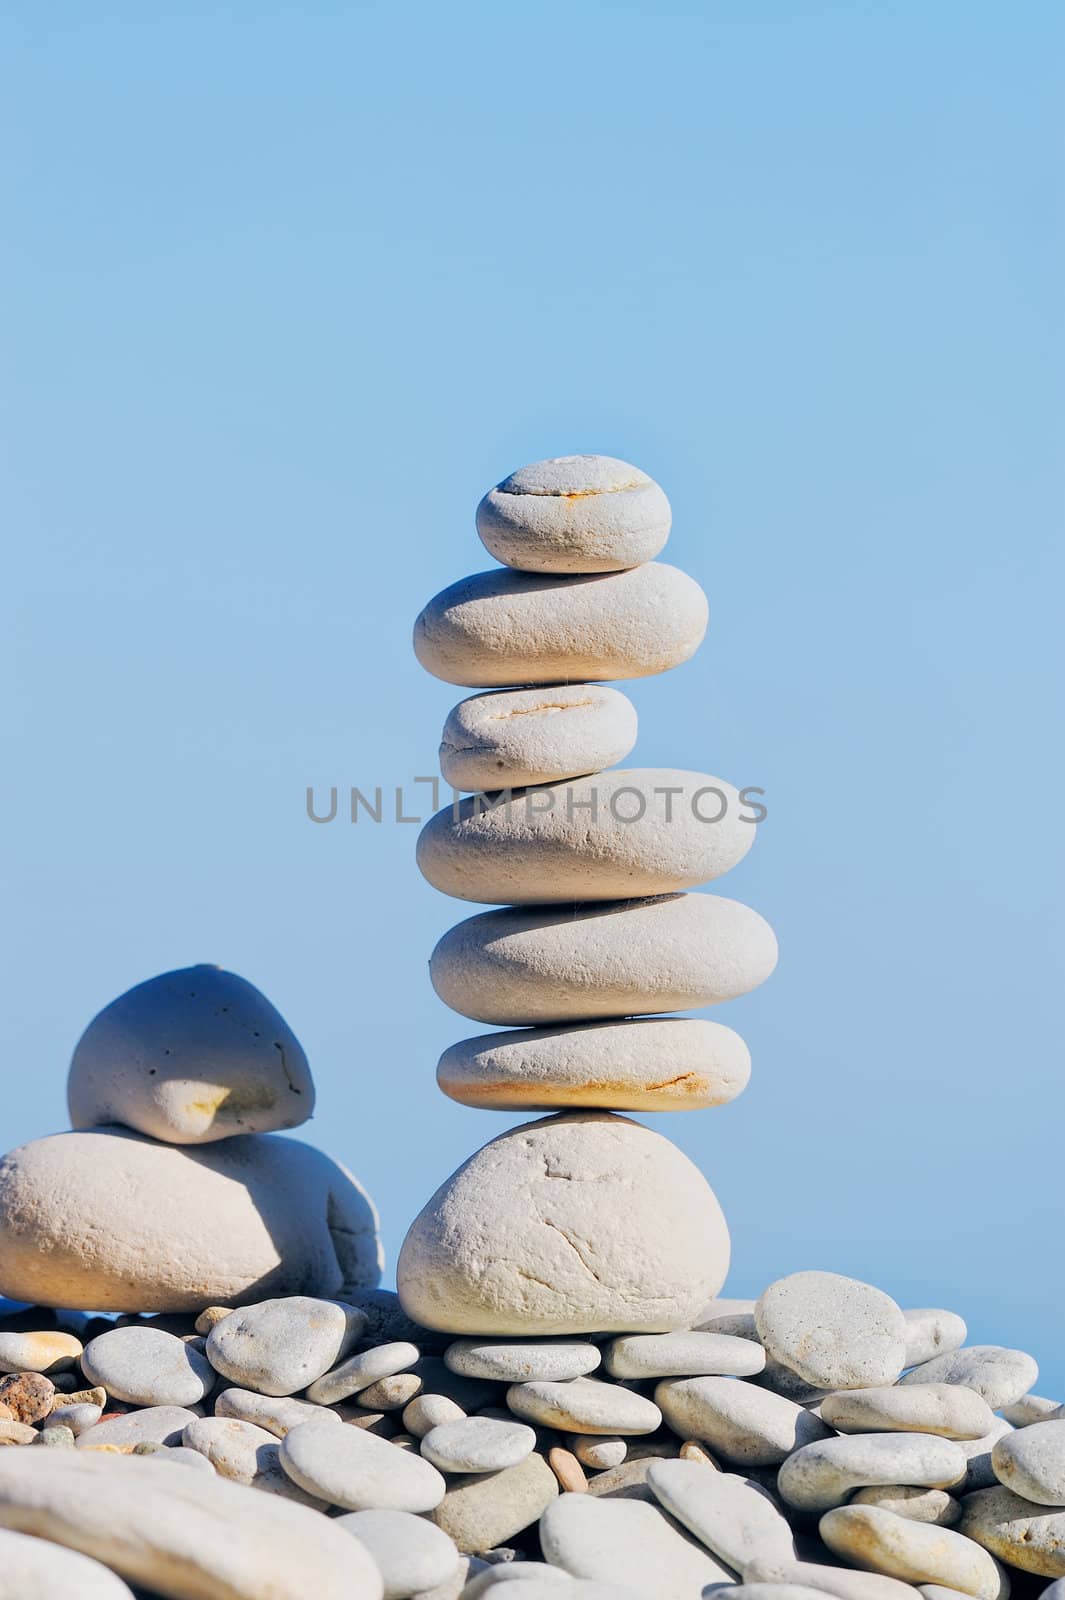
[902,1310,968,1368]
[404,1394,466,1437]
[397,1113,729,1336]
[475,454,671,574]
[851,1486,961,1527]
[430,893,777,1026]
[306,1341,421,1405]
[280,1419,446,1512]
[0,1373,53,1424]
[49,1402,103,1436]
[777,1434,967,1514]
[647,1458,797,1568]
[745,1558,926,1600]
[413,564,708,687]
[430,1450,559,1553]
[418,769,755,905]
[0,1525,135,1597]
[539,1491,734,1596]
[437,1017,751,1114]
[440,685,638,793]
[67,964,315,1145]
[214,1386,343,1437]
[76,1405,199,1449]
[991,1420,1065,1505]
[422,1417,536,1474]
[0,1128,381,1311]
[573,1437,627,1470]
[358,1373,421,1411]
[899,1348,1039,1412]
[0,1330,83,1374]
[604,1331,765,1380]
[181,1415,324,1503]
[820,1385,995,1440]
[820,1504,1010,1599]
[655,1376,831,1466]
[337,1509,460,1598]
[445,1339,600,1383]
[507,1377,662,1436]
[205,1295,365,1396]
[81,1325,214,1407]
[961,1485,1065,1577]
[0,1449,383,1598]
[755,1272,908,1390]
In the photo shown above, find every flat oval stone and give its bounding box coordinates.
[755,1272,907,1390]
[413,564,708,687]
[0,1449,382,1598]
[77,1406,200,1449]
[961,1484,1065,1575]
[280,1419,446,1512]
[778,1434,967,1513]
[418,769,755,905]
[745,1558,925,1600]
[430,1450,559,1554]
[655,1376,832,1466]
[476,454,671,574]
[305,1340,421,1405]
[182,1416,325,1504]
[0,1128,381,1311]
[440,685,638,792]
[507,1377,662,1436]
[430,893,778,1026]
[0,1329,83,1374]
[902,1310,968,1367]
[992,1419,1065,1504]
[821,1384,995,1440]
[539,1491,734,1597]
[81,1325,214,1407]
[67,964,315,1144]
[422,1416,536,1473]
[605,1331,765,1380]
[214,1386,342,1436]
[851,1486,961,1527]
[0,1526,134,1597]
[437,1017,751,1114]
[821,1503,1010,1599]
[445,1338,600,1383]
[336,1508,460,1597]
[398,1113,729,1336]
[648,1458,796,1569]
[206,1295,365,1396]
[899,1348,1039,1411]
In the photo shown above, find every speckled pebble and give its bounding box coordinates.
[755,1272,908,1391]
[0,1371,54,1424]
[961,1484,1065,1577]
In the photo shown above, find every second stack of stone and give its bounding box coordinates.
[399,454,778,1337]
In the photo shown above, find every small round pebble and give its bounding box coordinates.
[820,1503,1010,1599]
[194,1306,233,1334]
[206,1296,366,1396]
[507,1376,661,1436]
[403,1393,466,1438]
[337,1508,460,1598]
[755,1272,908,1390]
[48,1401,103,1435]
[280,1418,446,1512]
[446,1338,601,1384]
[820,1383,995,1440]
[778,1433,967,1513]
[422,1415,537,1473]
[439,684,639,793]
[991,1418,1065,1504]
[898,1346,1038,1410]
[82,1325,214,1406]
[306,1340,421,1405]
[34,1423,75,1447]
[604,1330,765,1380]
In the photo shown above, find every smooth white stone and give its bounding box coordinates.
[422,1416,537,1474]
[0,1450,382,1598]
[1000,1395,1063,1427]
[81,1325,214,1407]
[778,1434,967,1513]
[821,1504,1010,1599]
[539,1491,734,1598]
[507,1377,661,1436]
[820,1384,995,1440]
[182,1415,326,1504]
[604,1331,765,1380]
[281,1420,446,1512]
[648,1459,797,1568]
[475,454,671,574]
[0,1526,134,1597]
[902,1310,968,1368]
[991,1420,1065,1506]
[206,1295,365,1396]
[655,1376,831,1466]
[445,1338,600,1384]
[430,1452,559,1554]
[337,1509,460,1598]
[755,1272,907,1391]
[851,1485,961,1527]
[439,685,638,792]
[744,1558,925,1600]
[76,1406,200,1449]
[67,965,316,1144]
[214,1386,343,1437]
[306,1341,421,1405]
[398,1114,729,1336]
[899,1348,1039,1411]
[404,1394,467,1438]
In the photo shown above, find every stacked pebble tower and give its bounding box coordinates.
[398,453,779,1337]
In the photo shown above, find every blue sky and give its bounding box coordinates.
[3,3,1062,1391]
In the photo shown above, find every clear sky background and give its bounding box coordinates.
[3,4,1062,1392]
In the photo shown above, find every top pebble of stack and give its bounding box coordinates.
[476,453,671,573]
